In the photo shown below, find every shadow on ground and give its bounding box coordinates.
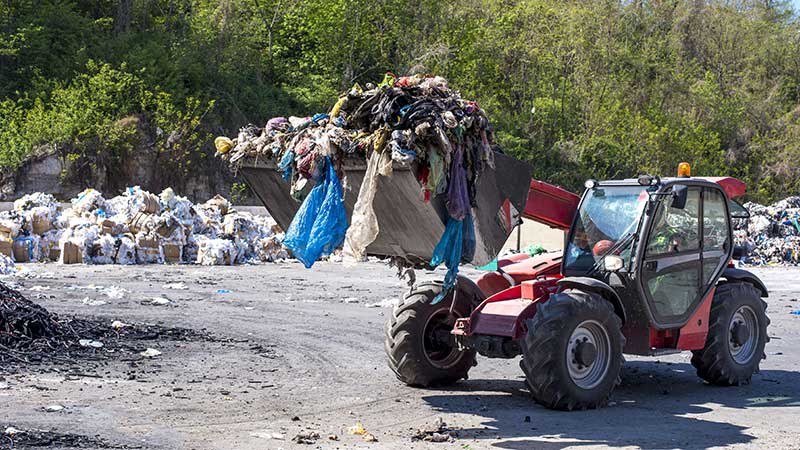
[422,360,800,449]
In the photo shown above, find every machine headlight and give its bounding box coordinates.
[603,255,624,272]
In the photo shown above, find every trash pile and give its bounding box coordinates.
[0,282,59,347]
[218,73,500,300]
[0,188,287,266]
[0,280,216,370]
[735,196,800,265]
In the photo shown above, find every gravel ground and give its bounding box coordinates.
[0,262,798,450]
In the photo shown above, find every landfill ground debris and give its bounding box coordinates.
[347,423,367,435]
[410,417,458,443]
[292,430,320,444]
[0,280,222,374]
[0,188,288,267]
[162,282,188,290]
[1,424,139,449]
[139,348,162,358]
[365,297,400,308]
[250,431,284,440]
[0,262,798,449]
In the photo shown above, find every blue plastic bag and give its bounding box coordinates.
[430,214,475,304]
[283,157,348,268]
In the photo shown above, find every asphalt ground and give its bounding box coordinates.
[1,262,798,450]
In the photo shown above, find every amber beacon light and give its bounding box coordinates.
[677,162,691,178]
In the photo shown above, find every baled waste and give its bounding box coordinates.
[218,73,501,300]
[0,188,287,266]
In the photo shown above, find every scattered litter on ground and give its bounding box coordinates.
[81,297,107,306]
[145,296,172,306]
[102,286,128,299]
[790,310,800,315]
[342,297,359,304]
[0,254,15,274]
[78,339,103,348]
[251,431,285,440]
[163,282,188,290]
[292,431,320,444]
[111,320,130,330]
[365,297,399,308]
[139,348,162,358]
[216,289,231,294]
[411,417,458,443]
[347,423,367,435]
[327,434,339,441]
[43,404,64,412]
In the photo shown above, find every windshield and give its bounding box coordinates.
[564,185,649,274]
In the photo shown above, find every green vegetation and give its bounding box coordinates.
[1,0,799,201]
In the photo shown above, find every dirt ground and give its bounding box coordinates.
[1,262,798,450]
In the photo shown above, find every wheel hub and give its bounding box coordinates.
[728,305,759,365]
[423,308,461,369]
[566,320,611,390]
[575,341,598,367]
[731,321,750,347]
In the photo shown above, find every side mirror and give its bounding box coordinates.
[671,185,688,209]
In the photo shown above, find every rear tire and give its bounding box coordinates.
[520,290,624,411]
[384,282,476,387]
[691,282,769,386]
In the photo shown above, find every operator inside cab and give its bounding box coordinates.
[564,184,650,273]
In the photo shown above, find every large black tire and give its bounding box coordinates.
[691,282,769,386]
[384,282,476,387]
[520,290,625,411]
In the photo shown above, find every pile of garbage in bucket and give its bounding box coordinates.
[216,73,500,300]
[735,196,800,265]
[0,188,287,268]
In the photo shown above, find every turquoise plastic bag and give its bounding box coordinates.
[430,214,474,304]
[283,157,348,268]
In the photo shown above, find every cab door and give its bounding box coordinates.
[640,186,703,327]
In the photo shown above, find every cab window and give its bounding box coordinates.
[646,188,700,255]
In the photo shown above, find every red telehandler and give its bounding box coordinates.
[240,154,769,411]
[384,163,770,410]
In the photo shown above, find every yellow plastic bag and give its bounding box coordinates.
[214,136,233,154]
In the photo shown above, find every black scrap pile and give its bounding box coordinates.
[0,283,60,347]
[0,281,216,372]
[1,425,139,449]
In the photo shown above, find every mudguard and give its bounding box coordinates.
[721,268,768,297]
[557,277,626,324]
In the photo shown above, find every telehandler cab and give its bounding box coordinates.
[384,163,770,410]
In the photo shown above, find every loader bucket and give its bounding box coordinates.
[239,152,532,266]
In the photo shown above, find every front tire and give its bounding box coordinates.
[520,290,624,411]
[384,282,476,387]
[691,282,769,386]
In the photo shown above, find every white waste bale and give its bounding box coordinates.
[195,236,236,265]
